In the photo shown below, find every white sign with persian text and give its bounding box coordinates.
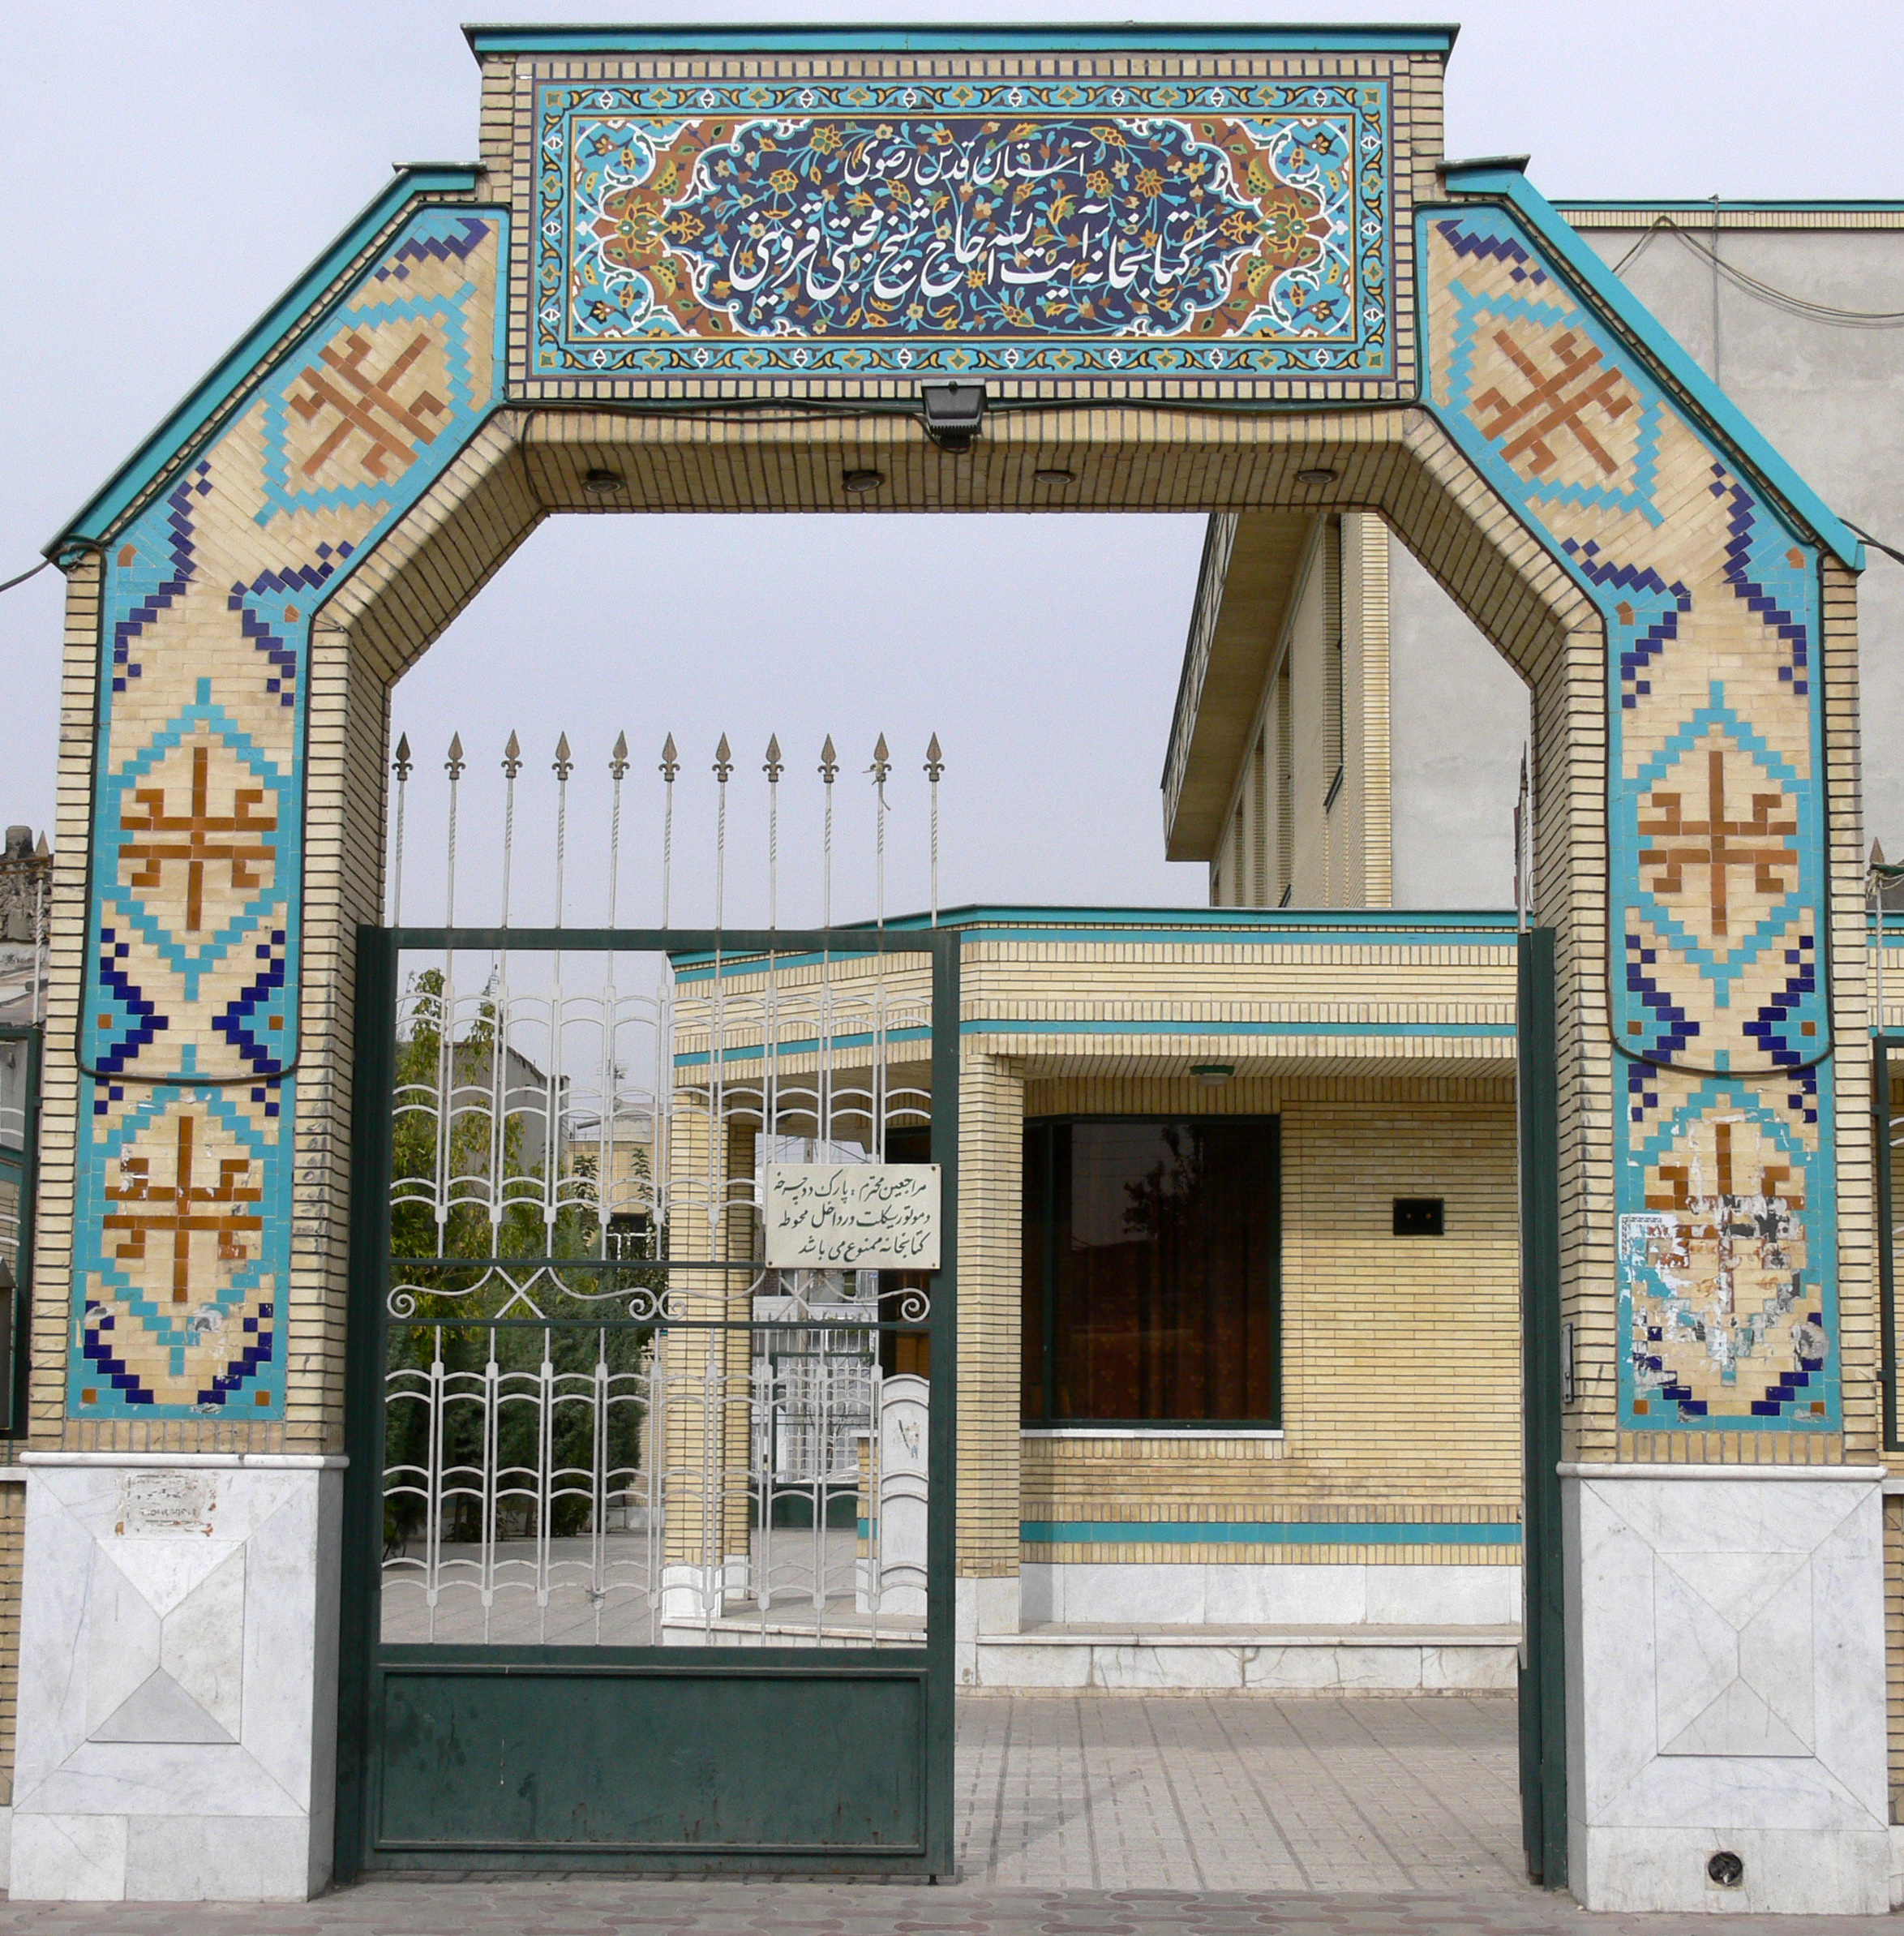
[762,1163,941,1270]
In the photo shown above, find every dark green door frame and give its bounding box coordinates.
[0,1024,41,1437]
[1516,929,1567,1889]
[1876,1033,1902,1453]
[335,925,959,1880]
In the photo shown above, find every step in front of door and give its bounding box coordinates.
[969,1623,1520,1693]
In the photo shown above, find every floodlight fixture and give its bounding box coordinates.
[919,380,987,453]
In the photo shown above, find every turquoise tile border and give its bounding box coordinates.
[1021,1521,1521,1547]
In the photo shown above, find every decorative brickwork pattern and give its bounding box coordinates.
[67,209,504,1419]
[1427,205,1836,1431]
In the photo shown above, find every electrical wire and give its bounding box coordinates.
[1610,216,1904,327]
[0,559,49,596]
[1847,521,1904,569]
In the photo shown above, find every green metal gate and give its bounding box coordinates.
[1878,1031,1902,1453]
[335,924,958,1876]
[0,1023,41,1433]
[1516,929,1567,1889]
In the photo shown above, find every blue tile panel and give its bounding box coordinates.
[534,78,1392,380]
[1425,203,1837,1430]
[71,207,505,1419]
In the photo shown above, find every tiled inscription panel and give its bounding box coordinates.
[534,77,1392,381]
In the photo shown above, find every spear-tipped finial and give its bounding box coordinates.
[553,732,573,780]
[660,733,680,782]
[502,730,522,779]
[32,833,49,861]
[868,733,891,783]
[610,732,629,779]
[392,732,413,781]
[714,733,733,782]
[924,733,944,782]
[445,732,465,780]
[819,735,838,783]
[764,733,783,782]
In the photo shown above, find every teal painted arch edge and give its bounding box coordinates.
[466,22,1460,56]
[1021,1520,1521,1546]
[1436,163,1863,572]
[1554,200,1904,215]
[49,165,487,556]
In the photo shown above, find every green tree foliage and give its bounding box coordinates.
[384,970,648,1548]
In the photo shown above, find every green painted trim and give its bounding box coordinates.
[1555,200,1904,214]
[1877,1036,1901,1452]
[50,166,485,554]
[1021,1520,1520,1546]
[466,22,1459,56]
[964,1018,1514,1039]
[1439,165,1863,572]
[670,906,1524,978]
[843,903,1522,933]
[674,1025,933,1067]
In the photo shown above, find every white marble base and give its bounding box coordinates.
[955,1574,1021,1685]
[973,1624,1518,1692]
[1021,1560,1520,1628]
[1564,1466,1889,1915]
[11,1457,343,1903]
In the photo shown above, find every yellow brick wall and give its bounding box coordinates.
[958,1050,1025,1578]
[1018,1071,1521,1558]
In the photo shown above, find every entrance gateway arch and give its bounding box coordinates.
[17,19,1886,1914]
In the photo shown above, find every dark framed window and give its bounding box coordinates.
[1022,1118,1281,1427]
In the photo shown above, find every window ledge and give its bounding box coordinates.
[1020,1427,1285,1441]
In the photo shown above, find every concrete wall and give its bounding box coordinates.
[1387,537,1529,908]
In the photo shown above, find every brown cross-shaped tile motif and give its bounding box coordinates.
[289,327,447,483]
[1637,748,1795,938]
[104,1112,263,1305]
[120,744,275,933]
[1471,326,1634,476]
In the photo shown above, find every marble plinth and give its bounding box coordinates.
[10,1456,343,1903]
[1563,1465,1889,1915]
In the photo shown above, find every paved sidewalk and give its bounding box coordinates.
[0,1878,1897,1934]
[0,1695,1894,1931]
[957,1693,1523,1891]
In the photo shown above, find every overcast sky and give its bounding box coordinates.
[3,1,1900,927]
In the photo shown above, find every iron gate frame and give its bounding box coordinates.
[1877,1032,1902,1453]
[336,923,960,1878]
[0,1022,41,1436]
[1516,929,1567,1889]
